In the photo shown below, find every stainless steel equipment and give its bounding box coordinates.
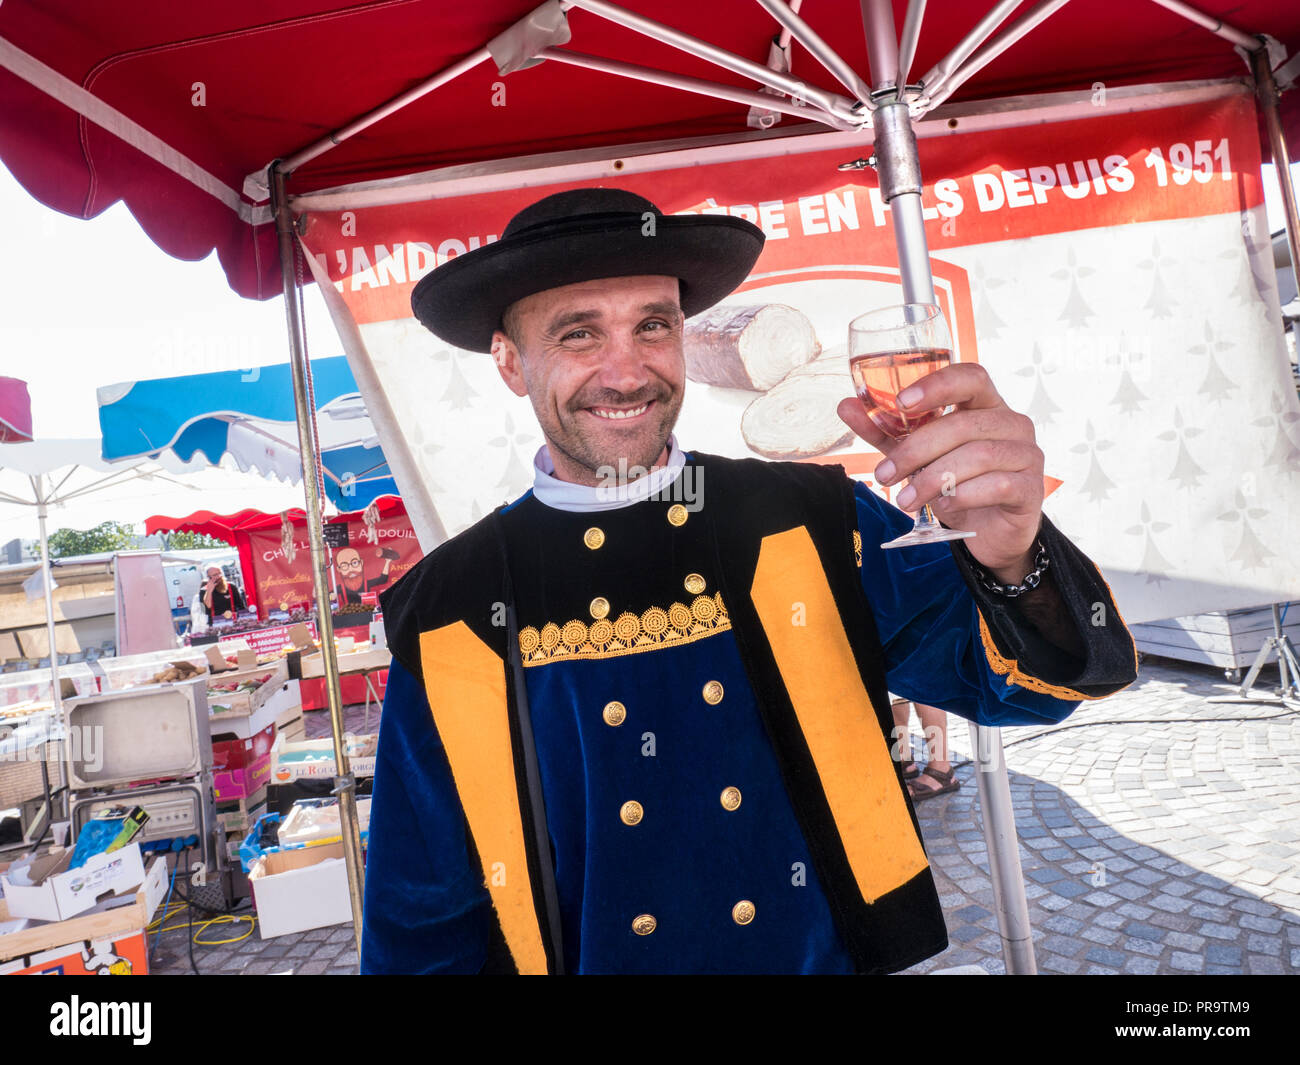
[70,780,218,870]
[62,677,212,790]
[63,677,224,882]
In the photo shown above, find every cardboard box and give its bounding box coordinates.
[0,857,166,972]
[248,842,351,939]
[212,723,276,802]
[278,797,372,847]
[0,842,147,923]
[215,786,268,833]
[270,734,377,784]
[215,678,300,742]
[274,703,306,744]
[0,929,149,975]
[297,645,390,680]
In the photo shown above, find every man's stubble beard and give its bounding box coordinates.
[534,385,683,485]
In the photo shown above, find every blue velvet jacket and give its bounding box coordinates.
[361,454,1137,974]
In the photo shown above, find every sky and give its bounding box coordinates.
[0,162,344,542]
[0,164,338,440]
[0,155,1298,539]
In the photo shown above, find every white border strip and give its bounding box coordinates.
[0,36,272,225]
[290,78,1248,211]
[297,234,449,550]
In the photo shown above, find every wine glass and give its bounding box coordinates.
[848,302,976,550]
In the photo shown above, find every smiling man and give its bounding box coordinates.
[361,188,1138,975]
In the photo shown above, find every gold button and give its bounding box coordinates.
[620,800,644,826]
[702,680,724,705]
[632,914,657,936]
[667,504,688,527]
[602,700,627,727]
[590,597,610,620]
[684,573,706,595]
[583,527,605,550]
[720,786,742,811]
[732,900,756,925]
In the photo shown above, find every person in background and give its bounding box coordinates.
[203,565,245,622]
[893,701,960,801]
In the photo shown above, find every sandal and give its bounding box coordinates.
[908,764,960,802]
[899,759,920,781]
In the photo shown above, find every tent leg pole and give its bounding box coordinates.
[33,477,62,721]
[969,723,1037,973]
[863,0,1036,973]
[1251,49,1300,304]
[271,163,366,959]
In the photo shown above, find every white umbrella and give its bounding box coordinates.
[0,438,266,716]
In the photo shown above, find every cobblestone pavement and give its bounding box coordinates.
[904,657,1300,975]
[153,657,1300,975]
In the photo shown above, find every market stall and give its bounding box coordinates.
[0,639,379,969]
[143,499,419,710]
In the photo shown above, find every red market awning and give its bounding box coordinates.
[0,376,33,443]
[147,498,409,617]
[2,2,1298,302]
[144,497,408,541]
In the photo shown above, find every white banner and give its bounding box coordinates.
[302,85,1300,624]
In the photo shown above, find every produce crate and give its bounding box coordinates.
[208,666,301,742]
[270,733,378,784]
[206,658,290,718]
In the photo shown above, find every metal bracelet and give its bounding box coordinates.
[968,541,1050,599]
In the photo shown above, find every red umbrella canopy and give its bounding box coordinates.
[144,497,407,542]
[0,376,33,442]
[2,1,1297,300]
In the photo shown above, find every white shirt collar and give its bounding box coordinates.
[532,435,686,512]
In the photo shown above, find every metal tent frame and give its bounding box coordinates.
[7,0,1298,969]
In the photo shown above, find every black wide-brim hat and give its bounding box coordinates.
[410,187,765,352]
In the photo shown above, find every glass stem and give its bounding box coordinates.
[915,503,943,532]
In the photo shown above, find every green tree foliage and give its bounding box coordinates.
[44,520,137,558]
[165,531,230,550]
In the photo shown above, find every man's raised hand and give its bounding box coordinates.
[837,362,1044,580]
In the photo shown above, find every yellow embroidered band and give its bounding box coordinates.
[518,592,730,666]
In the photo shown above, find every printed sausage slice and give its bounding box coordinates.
[684,304,820,391]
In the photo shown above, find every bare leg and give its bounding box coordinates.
[910,703,954,796]
[891,700,912,763]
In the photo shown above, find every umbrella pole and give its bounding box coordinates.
[270,164,366,956]
[32,475,62,721]
[861,0,1036,974]
[1251,48,1300,304]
